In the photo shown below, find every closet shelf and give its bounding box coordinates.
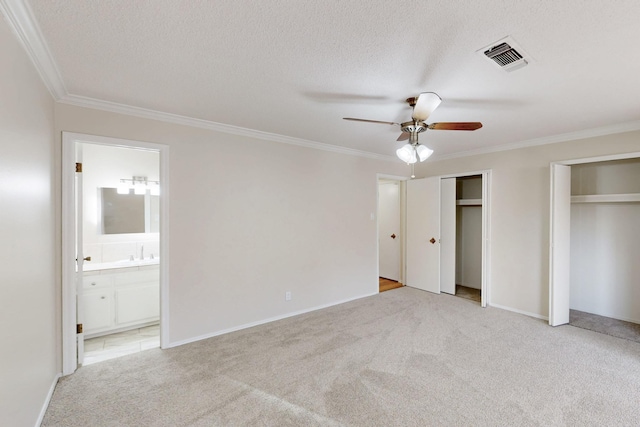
[571,193,640,203]
[456,199,482,206]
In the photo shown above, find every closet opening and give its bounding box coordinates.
[452,175,483,304]
[568,158,640,343]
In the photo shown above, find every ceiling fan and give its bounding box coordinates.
[343,92,482,163]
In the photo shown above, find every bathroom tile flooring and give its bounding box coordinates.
[83,324,159,366]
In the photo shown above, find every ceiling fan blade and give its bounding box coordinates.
[396,132,410,141]
[412,92,442,121]
[428,122,483,131]
[343,118,400,126]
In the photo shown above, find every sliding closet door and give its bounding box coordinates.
[406,177,440,294]
[549,164,571,326]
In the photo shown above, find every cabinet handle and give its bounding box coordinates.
[91,282,97,286]
[100,296,106,299]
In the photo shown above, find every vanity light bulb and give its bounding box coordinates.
[134,183,146,195]
[117,181,130,194]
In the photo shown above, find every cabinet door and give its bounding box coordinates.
[83,291,113,333]
[115,284,160,325]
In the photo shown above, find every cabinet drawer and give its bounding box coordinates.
[114,269,159,286]
[83,275,113,289]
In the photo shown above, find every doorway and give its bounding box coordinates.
[377,175,408,293]
[62,133,169,375]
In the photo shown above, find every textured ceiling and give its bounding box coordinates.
[18,0,640,159]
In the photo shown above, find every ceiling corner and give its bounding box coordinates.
[1,0,66,99]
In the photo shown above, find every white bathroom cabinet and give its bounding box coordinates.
[82,266,159,337]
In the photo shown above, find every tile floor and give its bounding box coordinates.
[83,324,159,366]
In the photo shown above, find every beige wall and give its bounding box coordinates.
[0,18,58,427]
[416,131,640,317]
[55,103,407,344]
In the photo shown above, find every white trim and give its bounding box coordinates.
[481,170,492,308]
[0,0,66,99]
[433,120,640,162]
[165,292,378,349]
[571,193,640,203]
[59,95,398,162]
[61,132,170,375]
[558,151,640,166]
[489,303,549,321]
[35,373,61,427]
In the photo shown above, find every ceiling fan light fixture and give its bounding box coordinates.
[396,144,417,164]
[415,144,433,162]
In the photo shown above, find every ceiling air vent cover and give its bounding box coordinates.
[478,36,530,72]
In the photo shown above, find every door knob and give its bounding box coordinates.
[429,238,436,244]
[390,234,396,239]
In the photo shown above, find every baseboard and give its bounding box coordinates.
[166,292,378,349]
[489,302,549,321]
[35,373,61,427]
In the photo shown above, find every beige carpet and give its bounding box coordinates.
[43,288,640,426]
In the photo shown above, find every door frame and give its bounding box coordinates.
[62,132,170,375]
[548,151,640,326]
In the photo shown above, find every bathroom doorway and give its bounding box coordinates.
[62,133,169,374]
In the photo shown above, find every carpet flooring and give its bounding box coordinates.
[570,309,640,344]
[43,288,640,426]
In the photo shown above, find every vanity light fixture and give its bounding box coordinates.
[117,176,160,195]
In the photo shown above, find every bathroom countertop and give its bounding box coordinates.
[83,258,160,272]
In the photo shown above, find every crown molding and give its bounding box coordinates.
[0,0,66,99]
[59,94,398,162]
[433,119,640,162]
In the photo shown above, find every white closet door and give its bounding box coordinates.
[549,164,571,326]
[440,178,457,294]
[406,177,440,294]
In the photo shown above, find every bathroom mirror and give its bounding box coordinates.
[100,188,159,234]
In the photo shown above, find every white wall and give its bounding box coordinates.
[0,17,58,427]
[54,103,407,345]
[415,131,640,318]
[570,159,640,322]
[82,143,160,263]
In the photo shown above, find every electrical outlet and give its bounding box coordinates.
[285,291,292,301]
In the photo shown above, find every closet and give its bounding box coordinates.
[453,176,482,302]
[570,158,640,324]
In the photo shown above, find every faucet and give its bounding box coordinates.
[140,244,144,260]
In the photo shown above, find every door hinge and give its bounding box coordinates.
[75,162,82,173]
[76,323,83,334]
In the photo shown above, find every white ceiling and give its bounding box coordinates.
[10,0,640,160]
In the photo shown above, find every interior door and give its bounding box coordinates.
[378,181,401,281]
[440,178,457,294]
[549,164,571,326]
[406,177,440,293]
[75,143,85,365]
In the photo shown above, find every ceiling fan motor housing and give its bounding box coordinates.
[400,121,428,134]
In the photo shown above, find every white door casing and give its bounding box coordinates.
[406,176,441,293]
[378,181,401,281]
[440,178,456,295]
[75,144,85,365]
[549,163,571,326]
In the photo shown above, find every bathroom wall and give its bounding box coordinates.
[82,143,160,263]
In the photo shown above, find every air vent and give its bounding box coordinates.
[477,36,530,72]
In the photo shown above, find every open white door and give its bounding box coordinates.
[549,163,571,326]
[406,177,440,293]
[440,178,456,294]
[378,181,401,281]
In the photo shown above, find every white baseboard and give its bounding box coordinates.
[35,373,61,427]
[166,292,378,349]
[489,302,549,321]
